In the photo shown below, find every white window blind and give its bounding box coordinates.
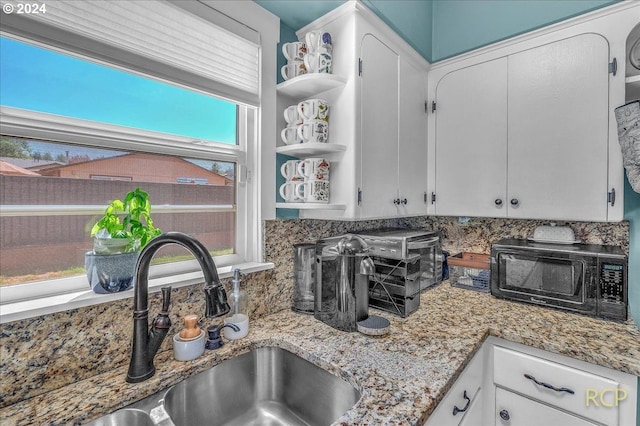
[1,0,261,106]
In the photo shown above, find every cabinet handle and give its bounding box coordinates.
[401,198,407,205]
[524,373,575,394]
[495,198,503,206]
[510,198,519,206]
[500,409,510,421]
[393,198,400,205]
[452,390,471,416]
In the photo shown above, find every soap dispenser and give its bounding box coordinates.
[223,268,249,339]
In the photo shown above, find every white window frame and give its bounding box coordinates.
[0,0,279,323]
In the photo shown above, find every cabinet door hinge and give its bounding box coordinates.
[358,58,363,76]
[358,188,362,205]
[609,58,617,76]
[608,188,616,206]
[431,101,436,113]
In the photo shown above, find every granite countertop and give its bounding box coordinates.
[2,283,640,425]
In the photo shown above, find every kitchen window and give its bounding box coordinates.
[0,0,275,320]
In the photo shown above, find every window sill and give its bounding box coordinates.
[0,262,274,324]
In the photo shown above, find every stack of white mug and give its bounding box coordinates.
[281,98,329,145]
[280,158,330,204]
[281,30,332,81]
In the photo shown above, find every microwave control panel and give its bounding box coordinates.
[599,262,625,304]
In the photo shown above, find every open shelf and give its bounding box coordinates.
[276,142,346,158]
[276,202,346,210]
[277,74,347,98]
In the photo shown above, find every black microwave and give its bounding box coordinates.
[490,239,627,321]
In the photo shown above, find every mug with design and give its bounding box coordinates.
[298,119,329,144]
[284,105,302,126]
[297,158,329,181]
[279,181,301,202]
[297,99,329,122]
[304,51,332,74]
[281,125,303,145]
[281,60,307,81]
[305,31,332,54]
[282,42,307,62]
[281,159,302,180]
[297,180,330,203]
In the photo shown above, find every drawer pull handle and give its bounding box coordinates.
[452,390,471,415]
[524,373,575,394]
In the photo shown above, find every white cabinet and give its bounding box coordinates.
[495,387,597,426]
[425,346,485,426]
[359,34,400,218]
[288,1,429,220]
[425,337,638,426]
[431,33,617,221]
[433,58,507,217]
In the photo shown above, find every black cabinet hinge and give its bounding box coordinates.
[608,188,616,206]
[609,58,617,76]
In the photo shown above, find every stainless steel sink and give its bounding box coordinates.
[91,346,360,426]
[163,346,360,426]
[87,408,155,426]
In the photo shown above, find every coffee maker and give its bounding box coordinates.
[314,234,375,332]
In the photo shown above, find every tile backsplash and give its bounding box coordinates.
[0,216,628,408]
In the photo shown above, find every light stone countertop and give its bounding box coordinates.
[2,283,639,425]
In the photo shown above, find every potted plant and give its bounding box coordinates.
[85,188,162,293]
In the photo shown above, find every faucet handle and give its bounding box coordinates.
[160,286,172,313]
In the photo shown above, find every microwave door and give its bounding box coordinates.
[498,253,585,304]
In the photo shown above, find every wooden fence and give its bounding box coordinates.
[0,175,235,276]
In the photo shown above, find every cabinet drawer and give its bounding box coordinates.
[495,387,597,426]
[493,346,620,425]
[425,349,484,425]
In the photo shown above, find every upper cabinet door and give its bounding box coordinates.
[434,57,508,217]
[359,34,399,218]
[507,34,610,221]
[398,57,428,216]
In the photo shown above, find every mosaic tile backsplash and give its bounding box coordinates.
[0,216,629,408]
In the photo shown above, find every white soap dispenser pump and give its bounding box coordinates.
[223,268,249,340]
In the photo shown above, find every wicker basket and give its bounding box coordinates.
[448,252,490,292]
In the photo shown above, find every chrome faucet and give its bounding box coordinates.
[126,232,230,383]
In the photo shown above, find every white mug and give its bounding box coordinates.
[282,42,307,62]
[281,60,306,81]
[297,99,329,122]
[297,158,330,181]
[298,119,329,144]
[279,182,301,202]
[281,125,302,145]
[284,105,302,126]
[304,51,332,74]
[297,180,330,203]
[281,159,302,180]
[305,31,332,54]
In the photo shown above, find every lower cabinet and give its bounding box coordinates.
[425,337,638,426]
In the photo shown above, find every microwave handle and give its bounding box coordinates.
[407,237,439,249]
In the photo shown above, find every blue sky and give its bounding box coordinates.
[0,37,237,144]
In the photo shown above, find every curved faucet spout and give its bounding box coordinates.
[126,232,230,383]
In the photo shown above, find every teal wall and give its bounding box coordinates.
[625,176,640,324]
[431,0,619,61]
[363,0,433,61]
